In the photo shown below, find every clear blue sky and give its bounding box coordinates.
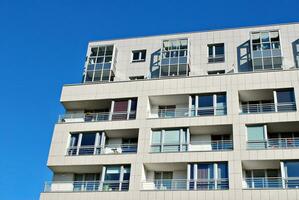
[0,0,298,199]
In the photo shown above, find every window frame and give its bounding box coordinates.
[207,43,225,63]
[131,49,146,63]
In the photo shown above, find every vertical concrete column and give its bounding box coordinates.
[187,164,191,190]
[280,161,286,189]
[161,129,165,152]
[186,128,190,151]
[213,94,217,115]
[127,99,132,120]
[214,163,218,189]
[193,164,197,190]
[94,132,101,155]
[76,133,82,155]
[273,90,278,112]
[99,166,106,191]
[188,95,192,116]
[109,100,115,120]
[100,132,106,154]
[195,95,199,116]
[119,165,124,191]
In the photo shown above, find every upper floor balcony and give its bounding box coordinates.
[150,125,233,153]
[239,88,296,114]
[67,129,138,156]
[44,165,131,192]
[58,98,137,123]
[243,160,299,189]
[148,93,227,119]
[142,162,228,191]
[246,122,299,150]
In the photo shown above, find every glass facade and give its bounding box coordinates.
[83,45,114,82]
[160,39,189,77]
[151,128,188,152]
[250,31,282,70]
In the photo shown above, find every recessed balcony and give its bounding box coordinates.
[239,88,296,114]
[59,98,137,123]
[150,125,233,153]
[67,129,138,156]
[148,93,227,119]
[246,122,299,150]
[44,165,131,192]
[142,162,228,191]
[243,160,299,189]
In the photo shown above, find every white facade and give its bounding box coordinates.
[41,22,299,200]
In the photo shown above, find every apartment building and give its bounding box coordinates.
[40,22,299,200]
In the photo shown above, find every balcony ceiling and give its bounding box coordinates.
[190,124,232,135]
[149,94,189,106]
[239,89,273,101]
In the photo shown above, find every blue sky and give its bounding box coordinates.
[0,0,298,199]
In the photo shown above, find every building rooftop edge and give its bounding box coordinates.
[88,21,299,44]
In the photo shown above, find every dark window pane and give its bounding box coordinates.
[81,133,96,146]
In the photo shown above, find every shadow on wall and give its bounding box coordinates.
[237,40,252,72]
[150,49,161,78]
[292,39,299,68]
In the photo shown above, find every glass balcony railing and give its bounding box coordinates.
[67,144,138,156]
[58,111,136,123]
[245,177,299,189]
[44,180,129,192]
[142,179,228,190]
[150,106,227,119]
[247,138,299,150]
[240,102,296,114]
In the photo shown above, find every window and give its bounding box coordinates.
[208,43,225,63]
[151,128,188,152]
[68,132,102,155]
[247,125,266,149]
[250,31,282,70]
[83,45,114,83]
[245,169,281,188]
[112,98,138,120]
[154,172,173,189]
[276,89,296,112]
[158,105,176,118]
[129,76,145,80]
[103,165,131,191]
[191,93,227,116]
[74,173,100,191]
[189,162,228,190]
[160,39,189,77]
[207,70,225,75]
[132,50,146,62]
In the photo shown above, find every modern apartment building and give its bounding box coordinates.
[41,22,299,200]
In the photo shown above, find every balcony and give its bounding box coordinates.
[142,162,228,191]
[246,122,299,150]
[243,160,299,189]
[67,129,138,156]
[148,93,227,119]
[44,180,129,192]
[239,88,296,114]
[150,125,233,153]
[59,98,137,123]
[245,177,299,189]
[45,165,131,192]
[142,179,228,191]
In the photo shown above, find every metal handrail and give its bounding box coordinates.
[240,102,296,114]
[247,138,299,150]
[58,110,136,123]
[245,177,299,189]
[150,140,233,153]
[142,178,229,190]
[67,144,138,156]
[44,180,130,192]
[150,106,226,119]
